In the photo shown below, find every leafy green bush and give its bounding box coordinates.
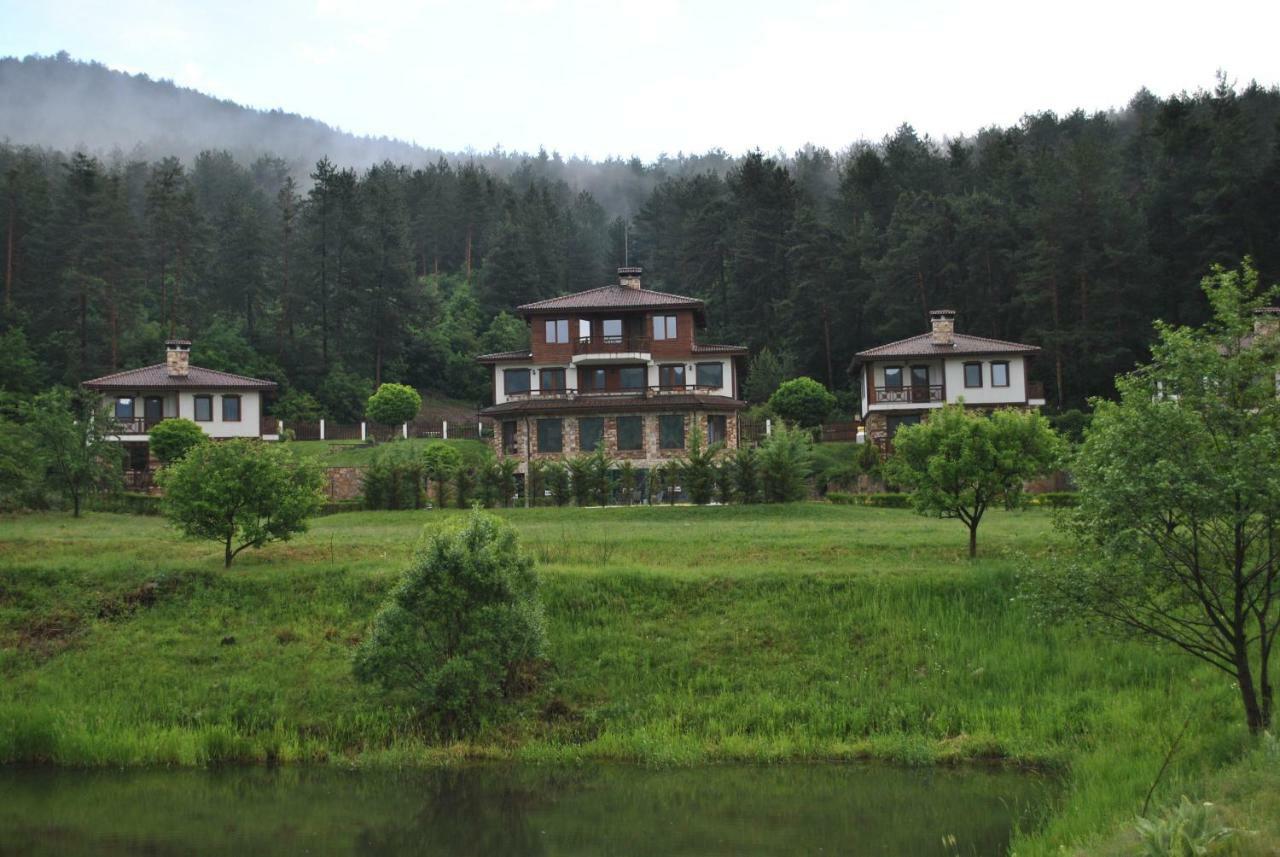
[89,491,163,515]
[543,461,570,506]
[480,457,519,508]
[1028,491,1079,508]
[362,443,425,510]
[352,510,547,733]
[271,389,323,422]
[729,446,762,503]
[365,383,423,425]
[678,426,721,505]
[421,441,462,507]
[768,377,837,428]
[758,421,814,503]
[452,462,476,508]
[1134,796,1235,857]
[0,417,40,511]
[148,418,207,465]
[615,461,639,505]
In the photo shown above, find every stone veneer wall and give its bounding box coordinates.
[491,410,739,472]
[325,466,365,501]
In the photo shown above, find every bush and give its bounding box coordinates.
[272,389,323,422]
[729,445,762,503]
[352,510,547,733]
[316,367,372,423]
[422,442,462,507]
[615,461,639,505]
[362,443,425,510]
[768,377,837,428]
[758,421,814,503]
[89,491,163,515]
[743,347,796,403]
[825,491,911,507]
[543,461,570,506]
[678,426,721,505]
[148,418,207,465]
[1134,796,1235,857]
[480,457,519,508]
[366,383,423,425]
[158,439,324,567]
[1028,491,1079,508]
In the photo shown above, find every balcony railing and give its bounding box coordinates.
[572,335,651,355]
[506,385,721,401]
[112,417,164,434]
[873,385,945,404]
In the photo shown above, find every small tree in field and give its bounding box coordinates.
[886,405,1063,558]
[768,376,837,428]
[1031,263,1280,733]
[758,421,814,503]
[158,439,324,567]
[677,426,722,505]
[148,418,207,465]
[421,441,461,507]
[353,510,547,733]
[366,383,422,425]
[23,388,121,517]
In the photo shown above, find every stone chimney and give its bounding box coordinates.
[618,266,643,290]
[166,339,191,377]
[929,310,956,347]
[1253,307,1280,338]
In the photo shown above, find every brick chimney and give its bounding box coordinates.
[1253,307,1280,338]
[929,310,956,347]
[166,339,191,377]
[618,266,643,290]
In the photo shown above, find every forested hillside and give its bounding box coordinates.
[2,63,1278,417]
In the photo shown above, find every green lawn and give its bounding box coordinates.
[0,504,1275,854]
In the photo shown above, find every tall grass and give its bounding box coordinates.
[0,505,1272,853]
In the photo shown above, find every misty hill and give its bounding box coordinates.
[0,52,736,216]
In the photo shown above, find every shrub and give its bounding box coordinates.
[743,347,796,403]
[1134,796,1235,857]
[615,461,638,505]
[272,389,323,422]
[768,377,837,428]
[158,439,324,567]
[567,454,595,507]
[352,510,547,733]
[0,417,39,511]
[678,426,721,505]
[1028,491,1079,508]
[316,367,372,423]
[362,443,425,510]
[758,421,814,503]
[148,418,207,466]
[730,445,762,503]
[453,462,476,508]
[543,461,570,506]
[480,457,519,508]
[421,442,462,507]
[366,383,422,425]
[22,388,122,517]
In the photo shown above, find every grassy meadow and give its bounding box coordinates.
[1,503,1276,854]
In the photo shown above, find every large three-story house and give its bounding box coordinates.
[854,310,1046,448]
[478,267,747,483]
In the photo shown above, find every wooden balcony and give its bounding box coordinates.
[572,335,651,356]
[506,385,721,401]
[871,384,945,405]
[112,417,164,434]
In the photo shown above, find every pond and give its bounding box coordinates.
[0,763,1054,856]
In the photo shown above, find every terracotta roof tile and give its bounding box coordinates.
[691,343,748,355]
[83,364,277,390]
[855,332,1040,361]
[518,285,703,314]
[476,349,533,364]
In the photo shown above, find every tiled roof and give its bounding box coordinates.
[83,364,277,390]
[476,349,533,364]
[518,285,704,314]
[691,343,749,355]
[855,332,1040,360]
[481,393,745,417]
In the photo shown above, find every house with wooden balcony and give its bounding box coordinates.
[83,340,277,483]
[477,267,747,487]
[854,310,1046,449]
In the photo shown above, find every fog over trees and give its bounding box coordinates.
[2,52,1279,416]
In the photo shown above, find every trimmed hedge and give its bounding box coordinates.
[89,492,163,515]
[826,492,911,508]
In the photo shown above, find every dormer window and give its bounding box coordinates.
[653,315,677,341]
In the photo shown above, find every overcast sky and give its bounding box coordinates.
[4,0,1279,161]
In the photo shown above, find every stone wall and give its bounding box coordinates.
[325,466,365,502]
[491,410,739,472]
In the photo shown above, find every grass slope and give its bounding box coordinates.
[0,505,1274,854]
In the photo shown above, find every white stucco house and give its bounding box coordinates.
[854,310,1046,449]
[83,339,277,479]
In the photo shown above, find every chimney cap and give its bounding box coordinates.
[617,266,643,276]
[165,338,192,347]
[928,308,956,318]
[1253,306,1280,316]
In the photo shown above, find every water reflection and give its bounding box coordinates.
[0,763,1053,856]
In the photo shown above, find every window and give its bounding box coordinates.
[652,315,677,340]
[658,364,685,389]
[193,395,213,422]
[964,362,983,388]
[541,368,566,392]
[537,418,563,453]
[114,397,134,419]
[707,414,727,444]
[991,361,1010,387]
[126,443,149,471]
[910,365,929,387]
[578,319,591,341]
[504,368,531,395]
[545,319,570,344]
[887,413,921,437]
[602,319,623,342]
[620,366,646,390]
[502,420,518,454]
[659,414,685,449]
[883,367,903,388]
[581,368,606,391]
[222,395,241,422]
[579,417,604,452]
[696,362,723,388]
[616,415,644,450]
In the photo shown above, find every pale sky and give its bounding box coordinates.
[3,0,1279,161]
